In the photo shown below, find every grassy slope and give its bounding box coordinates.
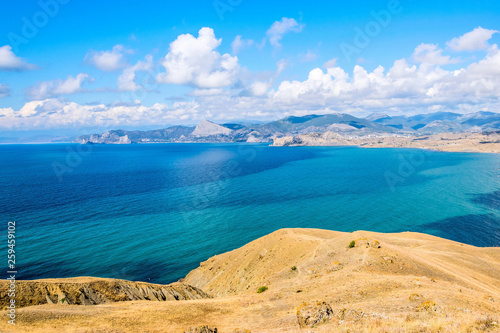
[1,229,499,332]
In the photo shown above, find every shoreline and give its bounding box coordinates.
[271,131,500,154]
[3,140,499,154]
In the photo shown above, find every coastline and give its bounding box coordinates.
[3,131,499,155]
[271,131,500,154]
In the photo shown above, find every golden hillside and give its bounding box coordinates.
[1,228,499,332]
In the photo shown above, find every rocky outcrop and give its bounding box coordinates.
[296,301,367,328]
[183,327,252,333]
[272,131,348,146]
[0,278,210,309]
[79,131,135,144]
[183,326,218,333]
[296,301,334,328]
[192,120,233,137]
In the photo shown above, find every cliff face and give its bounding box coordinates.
[272,131,347,147]
[0,277,209,309]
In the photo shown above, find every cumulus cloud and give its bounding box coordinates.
[0,98,203,129]
[0,83,10,98]
[249,80,272,96]
[117,55,154,91]
[85,45,131,72]
[447,27,498,52]
[412,43,459,65]
[6,27,500,129]
[27,73,91,100]
[0,45,36,71]
[156,27,239,89]
[266,18,304,48]
[271,45,500,114]
[238,60,288,97]
[231,35,254,54]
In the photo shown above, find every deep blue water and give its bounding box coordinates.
[0,143,499,284]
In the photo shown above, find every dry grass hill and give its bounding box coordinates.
[1,228,499,332]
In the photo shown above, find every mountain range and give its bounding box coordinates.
[75,111,500,144]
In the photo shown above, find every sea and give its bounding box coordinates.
[0,143,499,284]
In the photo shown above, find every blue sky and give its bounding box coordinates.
[1,0,500,131]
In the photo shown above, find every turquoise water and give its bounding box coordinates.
[0,144,499,284]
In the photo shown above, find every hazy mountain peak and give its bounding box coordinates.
[192,120,233,137]
[365,113,390,121]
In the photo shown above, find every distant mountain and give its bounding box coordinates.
[370,111,500,134]
[74,111,500,144]
[252,113,394,137]
[408,111,462,123]
[460,111,500,128]
[76,126,195,144]
[365,113,390,122]
[192,120,233,137]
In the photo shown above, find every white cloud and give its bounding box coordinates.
[447,27,498,52]
[117,55,154,91]
[0,98,203,129]
[6,27,500,129]
[276,59,288,74]
[191,88,224,96]
[412,43,459,65]
[156,27,240,89]
[249,80,272,96]
[28,73,91,100]
[271,45,500,114]
[237,60,287,97]
[231,35,254,54]
[299,51,317,62]
[0,45,36,71]
[85,45,131,72]
[266,18,305,48]
[323,58,338,69]
[0,83,10,98]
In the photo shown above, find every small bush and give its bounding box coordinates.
[348,240,356,248]
[257,286,268,293]
[418,301,437,312]
[473,316,498,330]
[291,266,297,271]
